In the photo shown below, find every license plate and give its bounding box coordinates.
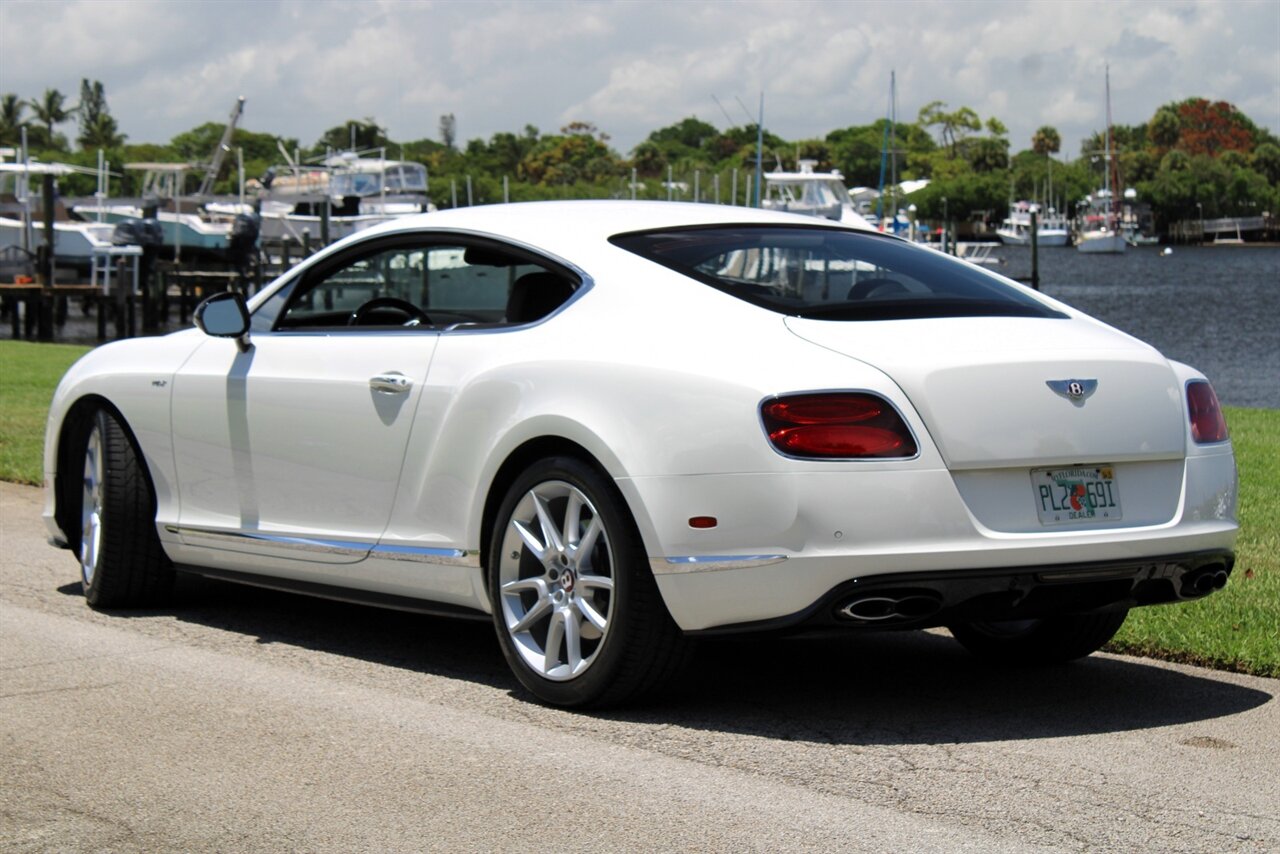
[1032,465,1122,524]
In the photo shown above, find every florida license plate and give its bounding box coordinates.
[1032,465,1122,524]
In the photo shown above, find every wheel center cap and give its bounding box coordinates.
[559,568,576,594]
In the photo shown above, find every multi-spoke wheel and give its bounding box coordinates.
[948,609,1129,664]
[76,409,173,609]
[489,456,688,707]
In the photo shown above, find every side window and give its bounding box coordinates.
[278,244,430,329]
[271,237,579,331]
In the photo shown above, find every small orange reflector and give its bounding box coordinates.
[688,516,718,529]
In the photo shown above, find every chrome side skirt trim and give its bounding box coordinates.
[650,555,789,575]
[168,526,480,567]
[370,543,480,567]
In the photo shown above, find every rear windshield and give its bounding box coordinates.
[610,225,1065,321]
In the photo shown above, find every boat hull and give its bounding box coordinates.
[1076,230,1127,254]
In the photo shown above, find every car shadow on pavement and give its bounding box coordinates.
[631,630,1275,746]
[56,576,1272,746]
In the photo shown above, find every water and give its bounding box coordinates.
[994,244,1279,409]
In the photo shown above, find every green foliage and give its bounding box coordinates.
[75,79,123,151]
[27,88,74,149]
[312,118,388,156]
[1031,125,1061,156]
[0,93,27,145]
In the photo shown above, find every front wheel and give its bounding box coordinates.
[488,456,688,707]
[78,409,173,608]
[948,609,1129,665]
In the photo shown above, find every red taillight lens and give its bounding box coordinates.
[1186,381,1229,444]
[762,393,917,458]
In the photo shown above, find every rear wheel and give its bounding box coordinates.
[488,456,687,707]
[78,409,173,608]
[948,609,1129,664]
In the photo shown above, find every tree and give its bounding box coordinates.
[28,88,73,150]
[314,118,387,154]
[917,101,981,158]
[0,93,26,146]
[78,112,125,149]
[1175,99,1255,156]
[439,113,456,149]
[76,79,123,150]
[1148,108,1180,150]
[1031,126,1061,156]
[1252,142,1280,185]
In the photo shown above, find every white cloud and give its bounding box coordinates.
[0,0,1274,159]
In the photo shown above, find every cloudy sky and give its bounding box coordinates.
[2,0,1277,161]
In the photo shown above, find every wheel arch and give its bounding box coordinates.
[477,436,655,596]
[52,395,159,553]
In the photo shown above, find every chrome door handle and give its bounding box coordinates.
[369,373,412,394]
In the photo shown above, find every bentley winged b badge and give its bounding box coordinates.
[1046,379,1098,405]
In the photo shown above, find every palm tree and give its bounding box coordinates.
[1031,126,1062,157]
[0,93,27,146]
[78,112,125,150]
[27,88,74,149]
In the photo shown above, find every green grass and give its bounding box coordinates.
[0,340,92,485]
[1107,407,1280,677]
[1,339,1276,676]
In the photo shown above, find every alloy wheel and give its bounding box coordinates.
[497,480,616,681]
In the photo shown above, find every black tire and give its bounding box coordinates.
[76,409,174,609]
[487,456,689,707]
[948,609,1129,664]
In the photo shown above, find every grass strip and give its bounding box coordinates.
[0,340,92,485]
[1,339,1276,676]
[1107,406,1279,677]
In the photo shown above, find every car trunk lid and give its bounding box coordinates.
[785,315,1186,470]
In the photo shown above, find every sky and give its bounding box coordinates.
[2,0,1278,163]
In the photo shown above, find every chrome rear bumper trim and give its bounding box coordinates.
[651,554,788,575]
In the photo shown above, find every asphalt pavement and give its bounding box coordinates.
[2,480,1277,852]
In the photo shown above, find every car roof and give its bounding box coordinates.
[355,200,870,254]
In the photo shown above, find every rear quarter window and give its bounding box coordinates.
[610,225,1065,321]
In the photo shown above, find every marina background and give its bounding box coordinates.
[1000,245,1280,409]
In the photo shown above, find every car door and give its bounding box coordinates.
[169,237,442,570]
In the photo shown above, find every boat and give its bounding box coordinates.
[207,150,435,243]
[1076,66,1126,254]
[761,160,869,227]
[0,159,117,267]
[72,162,233,257]
[996,201,1070,246]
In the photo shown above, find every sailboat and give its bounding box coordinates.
[1076,66,1127,254]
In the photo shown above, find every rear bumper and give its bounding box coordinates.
[685,549,1234,636]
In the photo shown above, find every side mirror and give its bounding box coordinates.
[194,291,252,352]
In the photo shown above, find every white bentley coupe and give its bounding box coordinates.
[43,201,1238,706]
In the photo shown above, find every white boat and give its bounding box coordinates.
[762,160,870,227]
[208,152,435,243]
[0,160,117,266]
[72,162,233,255]
[996,201,1070,246]
[1076,66,1126,255]
[1076,225,1128,254]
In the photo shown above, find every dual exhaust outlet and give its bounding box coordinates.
[838,591,942,624]
[1181,565,1229,598]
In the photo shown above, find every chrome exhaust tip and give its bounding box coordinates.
[838,592,941,624]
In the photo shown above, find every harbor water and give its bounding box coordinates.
[996,244,1279,409]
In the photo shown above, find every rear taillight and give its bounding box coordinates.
[761,393,917,459]
[1186,381,1229,444]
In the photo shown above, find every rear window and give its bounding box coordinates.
[610,225,1065,321]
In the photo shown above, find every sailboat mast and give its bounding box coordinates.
[875,72,892,227]
[1104,64,1113,222]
